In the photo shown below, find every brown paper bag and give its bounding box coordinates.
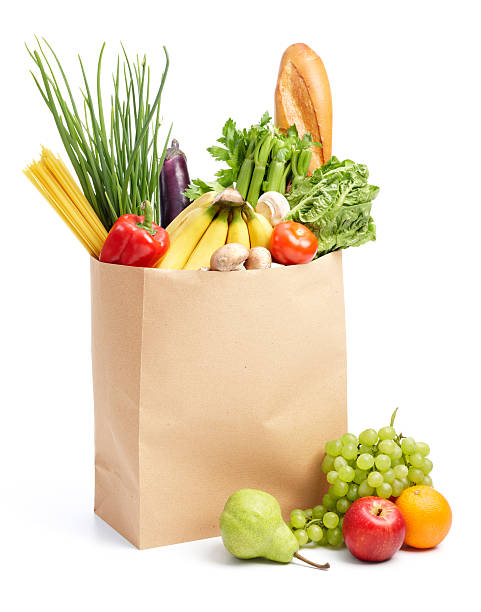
[91,251,347,549]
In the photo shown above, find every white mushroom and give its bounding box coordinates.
[245,247,272,270]
[256,191,290,226]
[210,243,250,271]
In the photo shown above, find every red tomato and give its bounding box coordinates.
[270,221,318,265]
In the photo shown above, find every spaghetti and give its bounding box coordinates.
[24,148,107,258]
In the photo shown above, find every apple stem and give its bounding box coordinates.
[294,552,330,570]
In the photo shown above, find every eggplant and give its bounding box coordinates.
[159,139,191,227]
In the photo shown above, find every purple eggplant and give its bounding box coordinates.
[159,139,191,227]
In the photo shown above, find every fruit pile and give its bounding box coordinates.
[220,410,452,567]
[288,409,434,548]
[158,189,275,270]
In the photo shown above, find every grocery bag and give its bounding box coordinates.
[91,251,347,549]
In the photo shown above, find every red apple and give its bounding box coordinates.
[342,497,406,562]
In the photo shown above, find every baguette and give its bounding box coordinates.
[275,43,332,170]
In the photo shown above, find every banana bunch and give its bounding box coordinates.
[157,189,273,270]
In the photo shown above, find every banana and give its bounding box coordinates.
[165,191,217,236]
[183,207,230,270]
[167,205,204,244]
[226,207,250,249]
[243,204,273,249]
[157,204,219,269]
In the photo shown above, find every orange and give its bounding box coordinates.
[395,485,452,549]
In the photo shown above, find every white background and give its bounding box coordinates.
[1,0,480,609]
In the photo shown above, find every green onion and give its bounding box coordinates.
[26,37,171,230]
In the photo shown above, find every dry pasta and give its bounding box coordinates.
[24,148,107,258]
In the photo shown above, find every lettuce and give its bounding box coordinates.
[286,157,379,258]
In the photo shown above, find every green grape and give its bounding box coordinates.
[358,444,372,455]
[304,508,313,518]
[375,454,391,471]
[342,442,358,461]
[327,470,339,484]
[421,458,433,474]
[294,529,309,546]
[328,485,340,499]
[357,453,375,470]
[416,442,430,457]
[422,475,433,487]
[391,457,403,467]
[338,465,355,482]
[287,521,293,530]
[378,426,396,441]
[290,510,306,529]
[359,428,378,446]
[334,456,348,471]
[347,484,359,502]
[409,452,424,468]
[376,483,393,498]
[326,527,343,546]
[341,433,358,446]
[323,493,336,510]
[353,468,368,484]
[312,505,326,519]
[393,464,408,479]
[326,439,343,457]
[408,467,424,483]
[321,454,335,474]
[367,471,384,488]
[339,516,344,530]
[358,480,375,497]
[382,469,395,484]
[332,480,349,497]
[336,497,350,514]
[399,477,410,489]
[323,511,339,529]
[307,524,324,543]
[391,479,404,497]
[401,437,417,455]
[390,444,403,460]
[378,440,396,455]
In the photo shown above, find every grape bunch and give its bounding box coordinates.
[288,409,434,548]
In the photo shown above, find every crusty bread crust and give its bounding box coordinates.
[275,43,332,170]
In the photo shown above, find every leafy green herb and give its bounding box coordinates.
[184,178,226,201]
[286,157,379,257]
[26,38,171,229]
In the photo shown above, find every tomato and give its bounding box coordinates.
[270,221,318,265]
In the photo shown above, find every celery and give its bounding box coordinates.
[246,132,273,204]
[187,114,321,203]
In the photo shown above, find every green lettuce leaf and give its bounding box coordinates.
[286,156,379,257]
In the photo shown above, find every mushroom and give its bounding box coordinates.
[245,247,272,270]
[210,243,250,271]
[256,191,290,226]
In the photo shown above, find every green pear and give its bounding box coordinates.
[219,489,299,563]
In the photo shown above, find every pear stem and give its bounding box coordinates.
[294,553,330,570]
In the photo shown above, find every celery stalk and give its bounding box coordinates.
[246,133,273,204]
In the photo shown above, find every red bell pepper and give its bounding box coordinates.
[99,201,170,267]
